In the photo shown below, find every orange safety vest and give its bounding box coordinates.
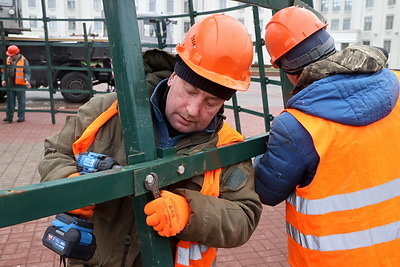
[175,122,244,267]
[6,56,26,85]
[72,100,244,267]
[72,100,118,155]
[285,99,400,267]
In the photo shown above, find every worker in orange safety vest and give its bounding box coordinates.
[2,45,31,123]
[254,6,400,266]
[39,14,262,267]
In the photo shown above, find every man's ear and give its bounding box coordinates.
[167,72,177,87]
[286,73,301,86]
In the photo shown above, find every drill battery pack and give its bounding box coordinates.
[42,213,96,261]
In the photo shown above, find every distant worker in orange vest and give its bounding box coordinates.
[1,45,31,123]
[39,14,262,267]
[254,6,400,267]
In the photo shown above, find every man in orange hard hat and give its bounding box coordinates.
[39,14,262,267]
[2,45,31,123]
[254,6,400,267]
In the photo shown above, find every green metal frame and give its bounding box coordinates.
[0,0,317,265]
[0,0,166,124]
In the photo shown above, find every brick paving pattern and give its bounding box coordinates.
[0,94,288,267]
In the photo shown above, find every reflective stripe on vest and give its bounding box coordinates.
[175,122,244,267]
[6,56,26,85]
[285,99,400,267]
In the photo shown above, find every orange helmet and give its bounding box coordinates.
[265,6,327,67]
[6,45,20,57]
[176,14,253,92]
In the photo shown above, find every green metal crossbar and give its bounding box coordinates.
[0,0,317,265]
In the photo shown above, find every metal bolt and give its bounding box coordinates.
[177,165,185,175]
[145,174,154,183]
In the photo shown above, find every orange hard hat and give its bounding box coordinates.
[176,14,253,92]
[6,45,20,57]
[265,6,327,67]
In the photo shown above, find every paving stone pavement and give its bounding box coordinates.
[0,106,288,267]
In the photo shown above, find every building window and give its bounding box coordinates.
[386,15,394,30]
[388,0,396,5]
[167,0,174,13]
[94,20,102,31]
[383,40,391,53]
[184,21,190,33]
[29,16,37,28]
[364,17,372,31]
[48,0,56,9]
[184,0,189,13]
[366,0,374,7]
[68,20,76,30]
[345,0,352,11]
[362,40,370,45]
[331,19,339,30]
[94,0,101,10]
[28,0,36,8]
[321,0,329,11]
[219,0,226,9]
[333,0,341,11]
[67,0,75,9]
[149,0,156,12]
[343,18,351,30]
[49,17,57,30]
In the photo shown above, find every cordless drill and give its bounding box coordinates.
[75,152,121,174]
[42,152,121,261]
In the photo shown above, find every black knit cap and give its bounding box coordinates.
[174,59,236,100]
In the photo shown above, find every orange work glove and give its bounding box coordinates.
[67,172,96,218]
[144,190,190,237]
[68,205,96,218]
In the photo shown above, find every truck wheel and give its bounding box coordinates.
[60,72,91,103]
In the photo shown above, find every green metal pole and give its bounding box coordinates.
[102,0,172,266]
[252,6,273,131]
[188,0,196,26]
[83,23,95,99]
[41,0,56,124]
[231,94,242,133]
[0,21,12,121]
[155,21,164,49]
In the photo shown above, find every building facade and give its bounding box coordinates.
[20,1,398,68]
[17,0,271,64]
[314,0,400,69]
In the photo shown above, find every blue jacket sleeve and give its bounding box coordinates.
[254,112,319,206]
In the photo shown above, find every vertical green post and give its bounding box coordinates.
[188,0,196,25]
[252,6,272,131]
[102,0,173,266]
[231,94,242,133]
[40,0,56,124]
[155,21,164,49]
[0,21,12,121]
[83,23,95,99]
